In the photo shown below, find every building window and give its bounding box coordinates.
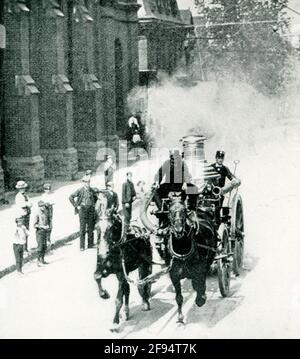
[170,0,178,17]
[156,0,164,14]
[115,39,124,134]
[66,0,74,84]
[149,0,157,12]
[164,0,171,15]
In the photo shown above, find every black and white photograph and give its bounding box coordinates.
[0,0,300,341]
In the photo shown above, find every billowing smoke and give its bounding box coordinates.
[128,63,300,163]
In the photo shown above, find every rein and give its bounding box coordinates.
[121,255,173,287]
[195,243,217,253]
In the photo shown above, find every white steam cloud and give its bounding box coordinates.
[127,63,300,163]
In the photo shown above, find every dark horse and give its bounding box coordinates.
[165,193,217,324]
[94,192,152,332]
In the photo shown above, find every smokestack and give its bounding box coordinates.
[180,135,220,187]
[181,135,207,162]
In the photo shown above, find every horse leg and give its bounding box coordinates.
[170,270,184,324]
[94,255,110,299]
[192,262,207,308]
[138,263,152,311]
[111,273,125,332]
[94,276,110,299]
[124,281,130,321]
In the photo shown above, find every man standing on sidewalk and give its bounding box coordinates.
[34,201,50,266]
[15,180,32,252]
[122,172,136,238]
[69,175,98,251]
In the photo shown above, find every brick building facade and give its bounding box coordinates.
[137,0,191,86]
[0,0,140,191]
[0,0,191,195]
[0,1,5,202]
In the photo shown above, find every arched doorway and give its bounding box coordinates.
[115,39,124,135]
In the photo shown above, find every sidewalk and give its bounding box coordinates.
[0,159,160,279]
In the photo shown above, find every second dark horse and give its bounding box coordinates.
[94,192,152,332]
[165,193,217,324]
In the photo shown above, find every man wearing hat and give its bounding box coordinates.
[210,151,240,223]
[41,183,54,247]
[210,151,235,188]
[15,180,32,251]
[69,175,98,250]
[34,201,51,265]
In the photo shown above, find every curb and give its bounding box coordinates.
[0,231,79,280]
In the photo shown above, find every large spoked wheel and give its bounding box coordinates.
[217,224,231,297]
[231,194,245,276]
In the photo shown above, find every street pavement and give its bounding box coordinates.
[0,225,246,339]
[0,122,300,338]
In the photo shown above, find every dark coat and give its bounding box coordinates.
[69,186,98,212]
[34,209,50,230]
[122,180,136,205]
[154,156,192,185]
[210,163,234,188]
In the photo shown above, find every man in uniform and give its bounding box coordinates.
[69,175,98,251]
[122,172,136,238]
[210,151,240,223]
[210,151,235,188]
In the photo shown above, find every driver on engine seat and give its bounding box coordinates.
[152,150,198,228]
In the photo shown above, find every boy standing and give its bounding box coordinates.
[13,216,29,275]
[15,180,32,251]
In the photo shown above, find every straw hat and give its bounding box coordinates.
[15,180,28,189]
